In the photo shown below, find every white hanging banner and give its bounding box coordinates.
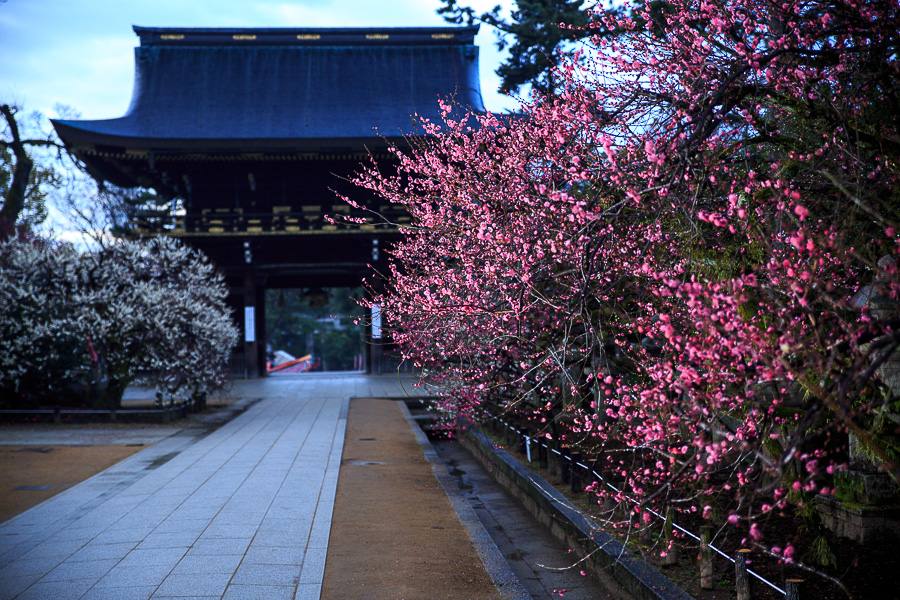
[371,304,382,340]
[244,306,255,342]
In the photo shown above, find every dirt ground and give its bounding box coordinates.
[0,445,144,523]
[321,399,504,600]
[0,397,241,524]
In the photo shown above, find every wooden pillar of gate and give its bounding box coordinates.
[243,270,260,378]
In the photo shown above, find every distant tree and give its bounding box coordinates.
[319,322,363,371]
[266,289,318,358]
[437,0,592,97]
[0,104,62,236]
[65,182,176,242]
[0,103,173,244]
[0,146,58,228]
[265,287,364,370]
[437,1,678,98]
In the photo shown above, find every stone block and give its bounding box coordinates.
[835,469,900,505]
[817,495,900,544]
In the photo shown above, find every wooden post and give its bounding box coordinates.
[548,445,560,478]
[700,526,714,590]
[735,549,751,600]
[362,315,372,374]
[663,508,679,566]
[560,450,571,484]
[600,470,616,514]
[507,426,519,449]
[639,516,653,547]
[570,452,582,494]
[243,270,259,378]
[538,442,549,469]
[254,281,267,378]
[786,578,804,600]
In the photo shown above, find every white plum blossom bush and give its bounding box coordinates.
[0,235,238,408]
[86,237,240,406]
[0,236,85,405]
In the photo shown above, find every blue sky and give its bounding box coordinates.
[0,0,520,120]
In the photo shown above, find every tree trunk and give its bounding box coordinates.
[0,105,34,236]
[99,376,128,411]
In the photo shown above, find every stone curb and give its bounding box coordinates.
[461,426,696,600]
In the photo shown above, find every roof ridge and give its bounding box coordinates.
[132,25,480,47]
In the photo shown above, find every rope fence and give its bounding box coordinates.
[493,417,796,598]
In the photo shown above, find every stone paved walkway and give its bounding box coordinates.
[0,374,426,600]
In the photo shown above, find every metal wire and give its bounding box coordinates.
[496,419,787,596]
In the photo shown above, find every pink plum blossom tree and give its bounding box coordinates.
[350,0,899,586]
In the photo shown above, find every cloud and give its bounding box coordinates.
[255,0,442,27]
[9,35,135,118]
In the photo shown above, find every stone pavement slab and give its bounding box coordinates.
[0,374,424,600]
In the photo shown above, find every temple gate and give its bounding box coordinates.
[53,26,484,376]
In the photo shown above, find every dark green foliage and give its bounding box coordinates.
[102,186,174,238]
[437,0,592,96]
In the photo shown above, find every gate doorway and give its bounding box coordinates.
[265,287,365,374]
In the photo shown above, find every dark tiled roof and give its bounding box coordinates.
[53,26,484,151]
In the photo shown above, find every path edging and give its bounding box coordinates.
[461,426,696,600]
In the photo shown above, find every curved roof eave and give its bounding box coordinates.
[52,26,485,153]
[51,119,421,154]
